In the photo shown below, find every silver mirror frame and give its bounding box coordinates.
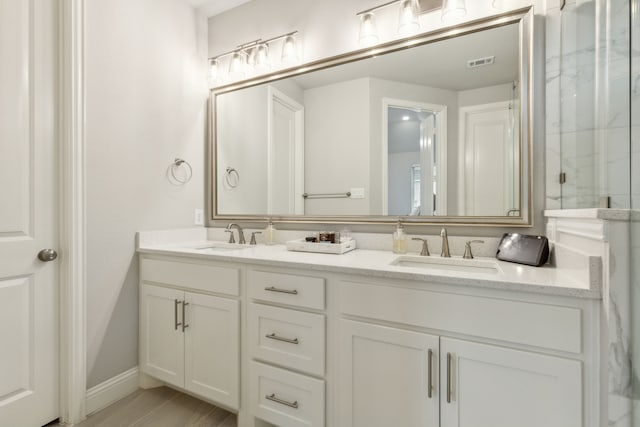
[207,7,534,227]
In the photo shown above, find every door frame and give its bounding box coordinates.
[381,98,448,216]
[59,0,88,424]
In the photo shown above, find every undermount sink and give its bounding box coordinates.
[390,255,501,274]
[189,242,252,252]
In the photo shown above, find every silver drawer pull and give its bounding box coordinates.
[265,333,299,345]
[264,286,298,295]
[266,393,299,409]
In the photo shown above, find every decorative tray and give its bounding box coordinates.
[285,238,357,254]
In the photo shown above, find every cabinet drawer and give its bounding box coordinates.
[249,303,325,376]
[250,361,325,427]
[248,270,325,310]
[140,258,239,296]
[339,280,582,354]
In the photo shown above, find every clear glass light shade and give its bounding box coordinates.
[281,35,299,66]
[229,51,246,79]
[208,58,219,81]
[254,43,270,72]
[441,0,467,22]
[359,12,379,47]
[398,0,420,35]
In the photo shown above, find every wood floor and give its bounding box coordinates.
[53,387,237,427]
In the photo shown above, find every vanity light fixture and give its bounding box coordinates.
[359,12,379,46]
[357,0,469,46]
[398,0,421,35]
[356,0,422,46]
[281,34,300,65]
[441,0,467,22]
[207,30,300,85]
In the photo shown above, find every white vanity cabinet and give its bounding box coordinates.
[337,278,586,427]
[139,257,240,410]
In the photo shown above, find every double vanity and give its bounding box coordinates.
[137,227,601,427]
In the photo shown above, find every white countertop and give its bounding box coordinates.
[137,237,602,300]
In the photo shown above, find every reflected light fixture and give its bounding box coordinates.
[207,30,299,86]
[398,0,420,35]
[359,12,379,46]
[441,0,467,22]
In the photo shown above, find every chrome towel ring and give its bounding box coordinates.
[225,167,240,188]
[170,158,193,184]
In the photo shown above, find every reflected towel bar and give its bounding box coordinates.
[303,192,351,199]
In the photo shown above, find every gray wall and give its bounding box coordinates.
[85,0,208,388]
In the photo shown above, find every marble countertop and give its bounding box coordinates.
[137,236,602,300]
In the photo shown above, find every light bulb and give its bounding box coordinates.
[254,43,270,72]
[398,0,420,35]
[281,35,299,66]
[442,0,467,23]
[359,12,379,47]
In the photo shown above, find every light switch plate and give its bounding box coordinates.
[194,208,204,225]
[350,188,365,199]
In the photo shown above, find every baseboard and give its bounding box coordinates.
[85,367,139,415]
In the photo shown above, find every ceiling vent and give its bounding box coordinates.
[467,56,495,68]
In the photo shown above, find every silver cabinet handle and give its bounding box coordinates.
[37,249,58,262]
[446,352,452,403]
[266,333,299,345]
[264,286,298,295]
[182,301,189,332]
[174,299,182,330]
[265,393,298,409]
[427,349,433,398]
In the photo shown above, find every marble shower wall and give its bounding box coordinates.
[546,0,631,210]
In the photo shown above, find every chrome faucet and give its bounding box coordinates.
[440,228,450,258]
[226,223,246,244]
[412,238,430,256]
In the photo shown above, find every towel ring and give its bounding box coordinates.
[170,158,192,184]
[225,167,239,188]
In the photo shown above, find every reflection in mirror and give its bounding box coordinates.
[211,8,532,225]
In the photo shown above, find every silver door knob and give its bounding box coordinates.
[37,249,58,262]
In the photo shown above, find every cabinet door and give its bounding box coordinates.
[139,284,185,387]
[184,292,239,410]
[440,338,582,427]
[338,319,439,427]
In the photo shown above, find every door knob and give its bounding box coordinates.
[37,249,58,262]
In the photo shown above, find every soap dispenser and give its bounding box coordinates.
[264,218,277,245]
[392,219,408,254]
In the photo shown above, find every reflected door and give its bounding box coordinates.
[0,1,59,425]
[460,101,515,216]
[268,87,304,215]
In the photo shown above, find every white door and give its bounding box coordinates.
[440,338,582,427]
[338,320,440,427]
[0,1,59,426]
[459,102,515,216]
[268,87,304,215]
[184,292,239,410]
[139,284,185,388]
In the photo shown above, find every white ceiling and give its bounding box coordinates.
[292,24,519,92]
[184,0,251,17]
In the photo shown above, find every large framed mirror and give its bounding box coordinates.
[208,7,533,226]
